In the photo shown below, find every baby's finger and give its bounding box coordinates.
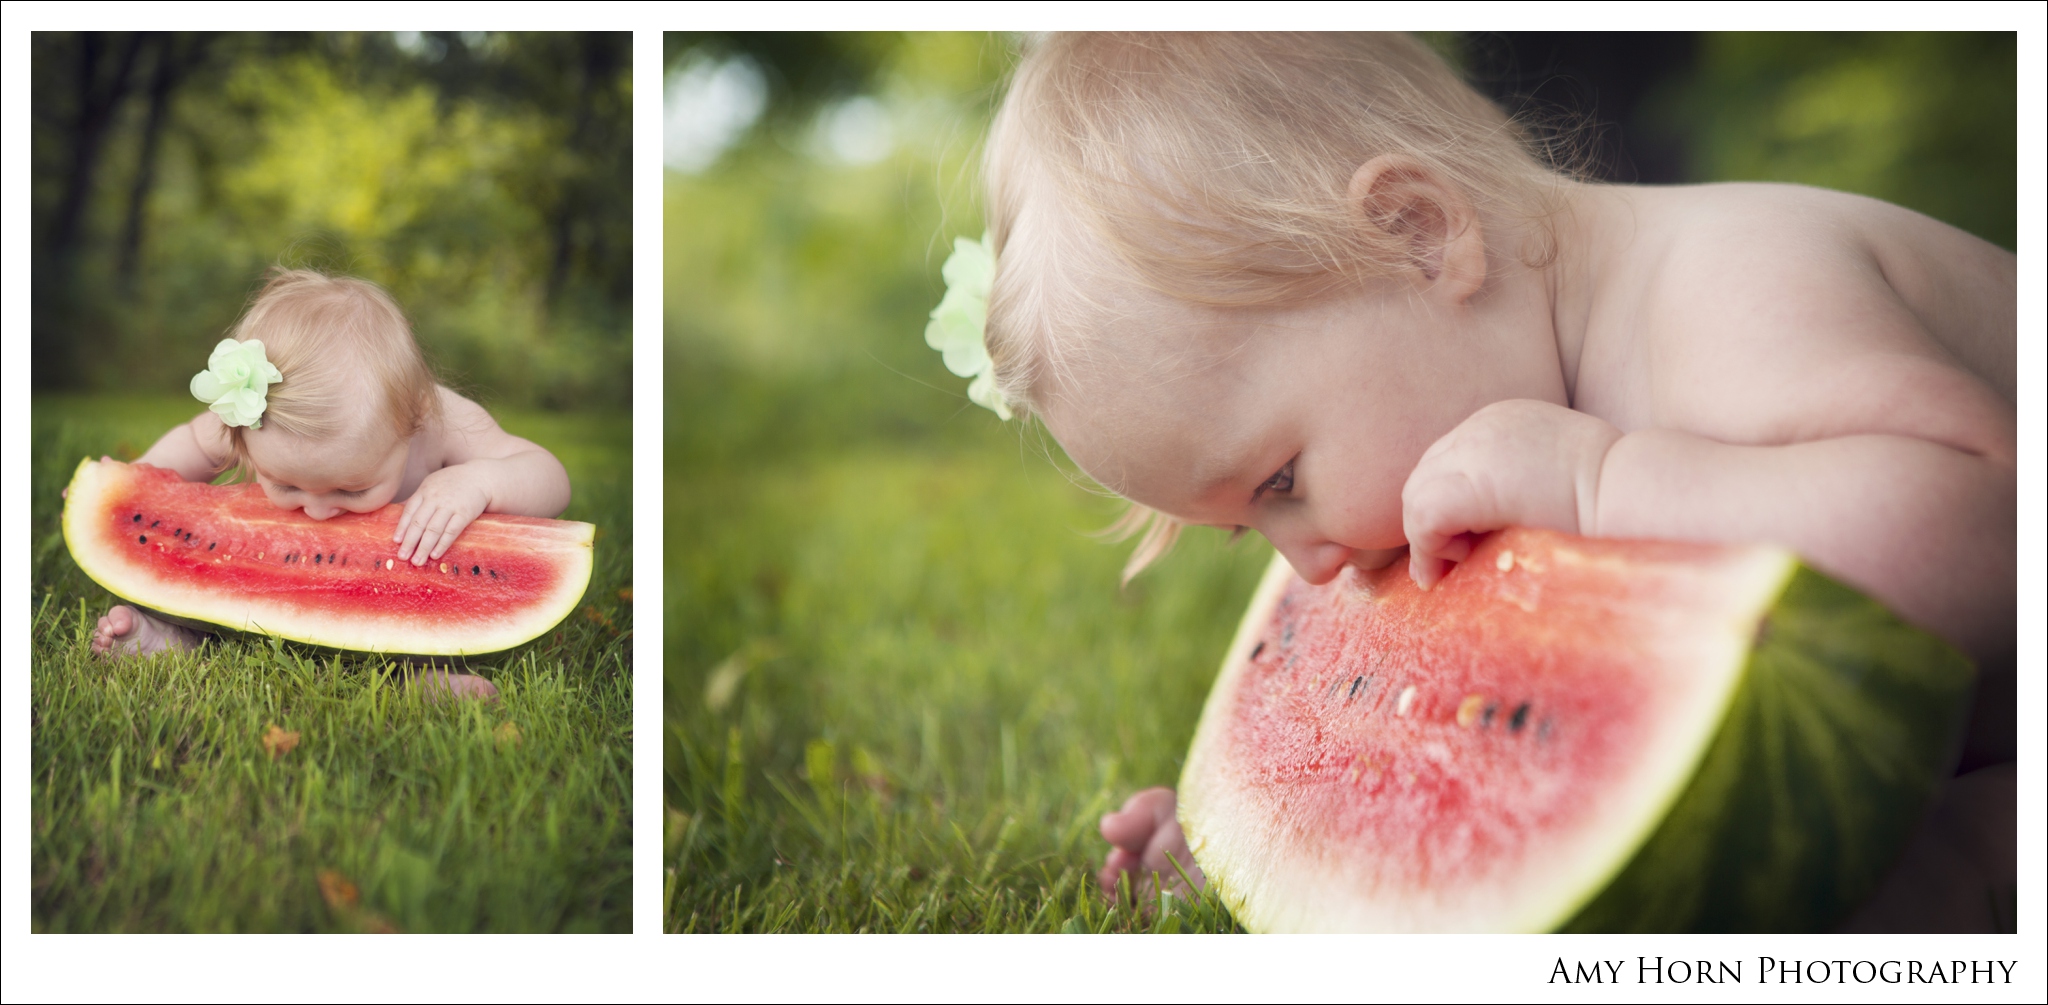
[396,504,434,563]
[426,518,466,562]
[1404,474,1498,589]
[395,494,423,547]
[412,507,456,566]
[427,508,480,561]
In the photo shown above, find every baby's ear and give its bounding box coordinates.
[1347,154,1486,304]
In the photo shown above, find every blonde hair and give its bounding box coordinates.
[979,33,1570,580]
[218,269,441,473]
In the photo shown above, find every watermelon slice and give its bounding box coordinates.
[62,458,594,656]
[1179,528,1973,933]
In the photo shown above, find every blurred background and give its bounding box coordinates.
[30,31,631,409]
[29,32,634,933]
[662,31,2016,932]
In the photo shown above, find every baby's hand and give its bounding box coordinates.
[1401,399,1621,589]
[394,465,492,566]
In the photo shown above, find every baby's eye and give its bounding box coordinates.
[1254,459,1296,500]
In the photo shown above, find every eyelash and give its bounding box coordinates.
[1254,458,1296,501]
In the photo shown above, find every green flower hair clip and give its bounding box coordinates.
[925,232,1011,420]
[189,338,283,429]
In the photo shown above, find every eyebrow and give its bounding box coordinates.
[1187,432,1271,499]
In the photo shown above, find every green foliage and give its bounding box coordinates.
[1652,32,2016,249]
[664,447,1264,932]
[31,32,630,409]
[31,396,632,932]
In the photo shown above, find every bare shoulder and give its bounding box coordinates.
[434,386,501,431]
[428,386,540,463]
[1620,184,2015,459]
[187,411,234,467]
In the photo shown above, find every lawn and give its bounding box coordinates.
[28,394,633,933]
[662,360,1270,933]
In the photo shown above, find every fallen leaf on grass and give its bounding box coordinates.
[618,587,633,603]
[317,868,401,932]
[261,723,299,759]
[583,605,614,628]
[317,869,359,909]
[495,721,523,747]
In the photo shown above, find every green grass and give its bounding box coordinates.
[663,361,1270,933]
[29,394,632,933]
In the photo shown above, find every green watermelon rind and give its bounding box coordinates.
[1560,565,1974,932]
[62,457,596,657]
[1182,542,1973,933]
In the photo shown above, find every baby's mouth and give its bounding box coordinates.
[1346,546,1408,572]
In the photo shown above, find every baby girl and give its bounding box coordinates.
[91,269,573,700]
[932,34,2015,928]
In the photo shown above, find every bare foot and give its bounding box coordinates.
[92,605,206,658]
[1099,786,1204,902]
[410,669,500,703]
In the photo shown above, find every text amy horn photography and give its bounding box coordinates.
[1550,956,2019,985]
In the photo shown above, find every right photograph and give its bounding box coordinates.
[661,32,2017,934]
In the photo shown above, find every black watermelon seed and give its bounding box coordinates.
[329,553,336,564]
[1482,702,1498,727]
[1348,676,1364,699]
[138,535,147,544]
[489,569,498,579]
[1250,641,1265,660]
[150,519,159,528]
[472,565,480,575]
[132,514,142,523]
[314,554,322,564]
[1509,703,1530,732]
[209,542,216,550]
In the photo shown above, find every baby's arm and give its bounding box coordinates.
[129,414,233,481]
[1404,398,2015,664]
[393,390,572,564]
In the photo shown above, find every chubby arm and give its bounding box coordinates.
[131,413,234,481]
[1403,400,2015,664]
[393,390,572,564]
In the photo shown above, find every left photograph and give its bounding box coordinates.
[27,32,632,932]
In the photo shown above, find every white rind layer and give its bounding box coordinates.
[1179,532,1799,933]
[63,458,594,656]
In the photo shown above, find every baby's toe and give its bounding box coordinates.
[1099,846,1143,898]
[1099,787,1177,851]
[1142,819,1204,894]
[414,671,500,703]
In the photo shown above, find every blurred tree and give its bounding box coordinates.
[664,31,900,126]
[1649,32,2016,249]
[1452,32,1700,184]
[31,31,632,409]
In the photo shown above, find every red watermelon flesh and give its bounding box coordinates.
[1178,528,1972,933]
[63,458,594,656]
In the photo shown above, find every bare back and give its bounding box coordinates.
[1570,183,2016,464]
